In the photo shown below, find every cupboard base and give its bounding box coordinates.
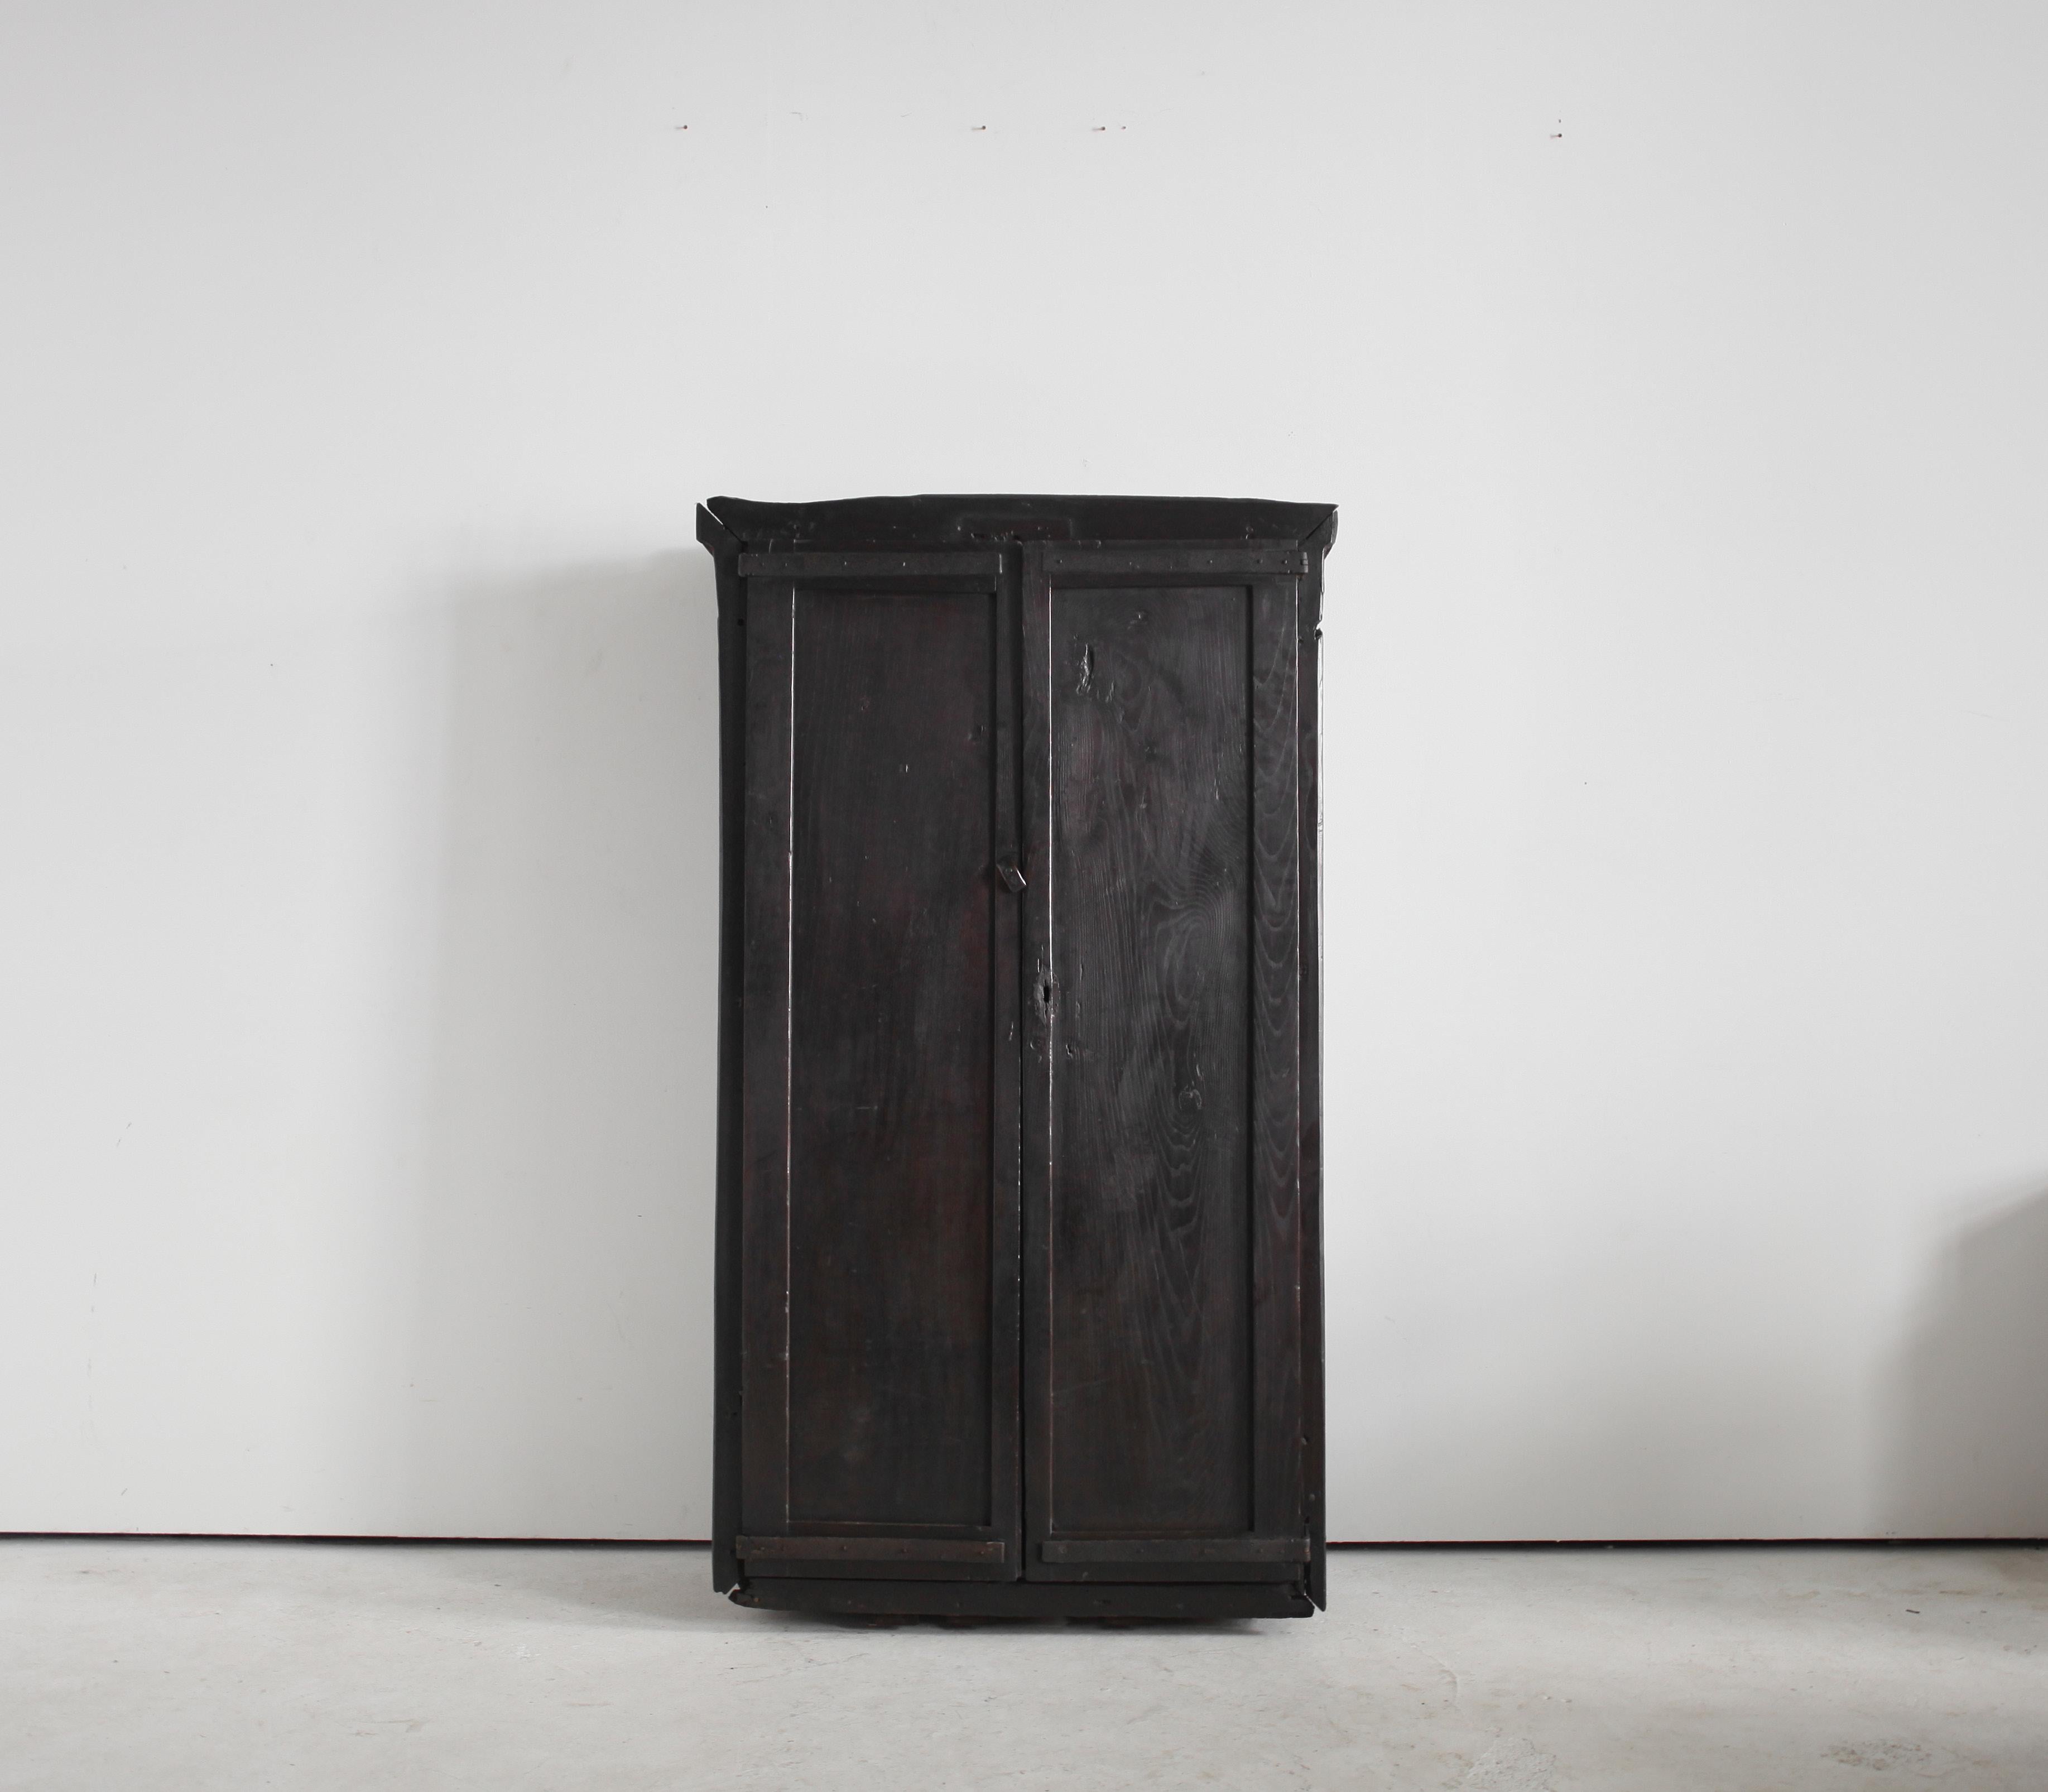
[730,1578,1316,1620]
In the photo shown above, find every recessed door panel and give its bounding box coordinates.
[1047,583,1254,1534]
[738,555,1020,1577]
[1021,546,1305,1580]
[788,588,995,1527]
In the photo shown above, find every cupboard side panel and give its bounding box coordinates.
[1299,546,1328,1606]
[1249,580,1304,1543]
[1044,584,1254,1537]
[709,530,747,1590]
[783,589,997,1530]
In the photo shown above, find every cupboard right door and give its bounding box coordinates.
[1021,544,1310,1584]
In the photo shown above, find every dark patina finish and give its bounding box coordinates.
[699,494,1333,1620]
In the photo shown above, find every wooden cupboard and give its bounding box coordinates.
[696,495,1333,1619]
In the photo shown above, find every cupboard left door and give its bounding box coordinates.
[731,554,1022,1584]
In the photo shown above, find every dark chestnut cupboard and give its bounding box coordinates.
[696,496,1334,1620]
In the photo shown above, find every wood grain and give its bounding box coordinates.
[1044,582,1253,1538]
[1249,579,1303,1543]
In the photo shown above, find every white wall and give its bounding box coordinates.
[4,1,2045,1540]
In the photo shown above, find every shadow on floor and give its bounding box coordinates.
[424,1541,1283,1636]
[1884,1186,2048,1539]
[398,553,720,1540]
[421,1540,762,1632]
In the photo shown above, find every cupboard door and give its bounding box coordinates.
[1021,545,1307,1582]
[735,553,1021,1580]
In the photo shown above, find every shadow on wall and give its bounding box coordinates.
[402,551,720,1537]
[1886,1187,2048,1539]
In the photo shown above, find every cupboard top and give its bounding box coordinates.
[698,493,1337,554]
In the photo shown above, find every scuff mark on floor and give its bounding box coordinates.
[1464,1735,1558,1790]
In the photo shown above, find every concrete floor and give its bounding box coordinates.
[2,1540,2042,1790]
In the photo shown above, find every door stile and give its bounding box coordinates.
[1248,579,1305,1544]
[988,553,1024,1575]
[738,579,798,1536]
[1017,542,1057,1557]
